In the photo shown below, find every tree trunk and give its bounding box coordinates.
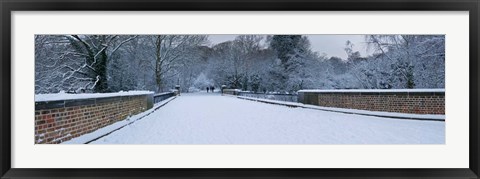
[93,49,109,93]
[155,59,163,92]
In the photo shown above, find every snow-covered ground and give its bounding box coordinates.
[91,92,445,144]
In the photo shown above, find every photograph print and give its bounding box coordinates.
[34,34,445,144]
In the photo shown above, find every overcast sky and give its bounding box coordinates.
[208,35,370,60]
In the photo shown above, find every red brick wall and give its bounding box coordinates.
[299,91,444,115]
[222,89,241,95]
[34,95,149,144]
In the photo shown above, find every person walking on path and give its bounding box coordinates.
[207,87,209,93]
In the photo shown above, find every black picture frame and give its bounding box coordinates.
[1,0,478,178]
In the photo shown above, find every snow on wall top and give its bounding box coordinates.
[154,91,175,96]
[223,89,242,92]
[35,91,154,102]
[298,89,445,93]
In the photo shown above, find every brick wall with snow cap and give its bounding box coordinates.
[34,91,154,144]
[298,89,445,115]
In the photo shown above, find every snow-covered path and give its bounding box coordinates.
[91,92,445,144]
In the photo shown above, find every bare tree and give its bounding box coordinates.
[64,35,137,92]
[362,35,445,89]
[153,35,208,92]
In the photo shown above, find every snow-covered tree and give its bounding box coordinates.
[35,35,136,93]
[266,35,312,92]
[361,35,445,89]
[35,34,445,95]
[153,35,208,92]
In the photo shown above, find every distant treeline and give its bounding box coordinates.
[35,35,445,94]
